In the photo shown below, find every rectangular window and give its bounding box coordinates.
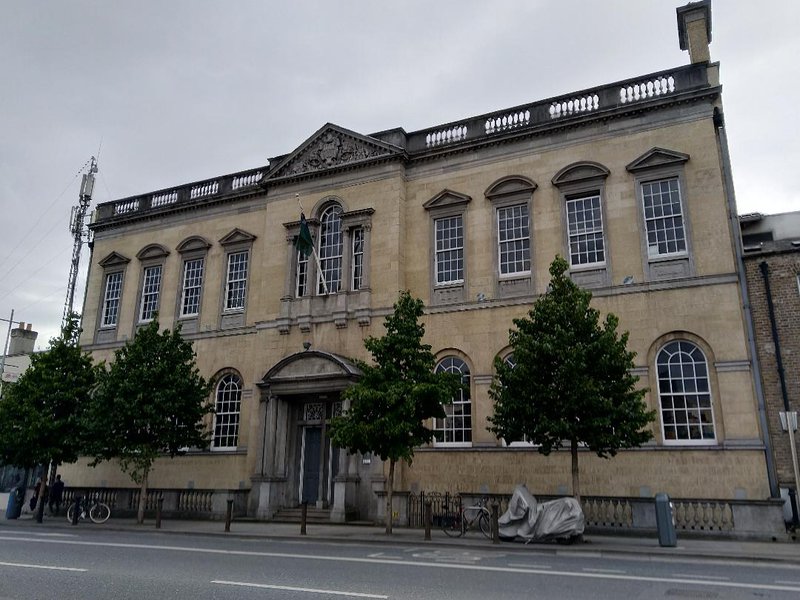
[497,204,530,276]
[225,251,249,311]
[296,251,309,297]
[351,227,364,290]
[101,272,123,327]
[435,215,464,284]
[642,178,686,258]
[566,194,605,267]
[138,265,162,322]
[180,258,204,317]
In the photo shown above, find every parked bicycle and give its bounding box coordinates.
[66,495,111,524]
[440,496,491,538]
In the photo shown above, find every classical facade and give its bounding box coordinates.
[65,1,778,525]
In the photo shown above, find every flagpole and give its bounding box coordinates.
[296,194,329,295]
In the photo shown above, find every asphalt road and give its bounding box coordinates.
[1,526,799,599]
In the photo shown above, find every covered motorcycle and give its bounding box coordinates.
[498,484,584,542]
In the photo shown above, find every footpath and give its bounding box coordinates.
[2,513,798,566]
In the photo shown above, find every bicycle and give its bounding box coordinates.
[440,497,492,538]
[66,495,111,524]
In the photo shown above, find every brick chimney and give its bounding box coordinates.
[677,0,712,64]
[8,322,38,356]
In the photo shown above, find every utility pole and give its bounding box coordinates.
[63,157,97,324]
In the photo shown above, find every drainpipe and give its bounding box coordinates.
[713,107,779,499]
[759,261,800,526]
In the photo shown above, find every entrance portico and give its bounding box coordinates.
[251,350,363,521]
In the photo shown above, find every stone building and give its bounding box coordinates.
[741,211,800,524]
[63,1,780,528]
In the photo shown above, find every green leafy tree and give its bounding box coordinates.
[0,314,98,520]
[330,291,462,534]
[85,319,213,524]
[488,256,655,503]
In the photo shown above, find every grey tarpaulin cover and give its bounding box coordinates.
[498,484,585,541]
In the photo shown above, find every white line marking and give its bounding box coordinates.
[673,573,730,581]
[2,536,799,594]
[212,580,387,598]
[775,580,800,585]
[0,561,86,572]
[508,562,552,569]
[583,568,626,574]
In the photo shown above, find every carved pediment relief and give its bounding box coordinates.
[98,251,130,268]
[136,243,170,261]
[551,162,609,187]
[485,176,538,200]
[176,236,212,254]
[423,189,472,211]
[219,228,257,246]
[268,124,403,180]
[626,148,690,173]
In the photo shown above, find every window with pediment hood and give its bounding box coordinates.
[627,148,695,282]
[552,162,610,289]
[219,228,256,330]
[175,236,211,334]
[94,251,130,344]
[134,244,169,328]
[280,199,374,332]
[424,190,472,306]
[485,177,536,300]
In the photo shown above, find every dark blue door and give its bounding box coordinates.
[302,426,322,504]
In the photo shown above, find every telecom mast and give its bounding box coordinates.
[63,157,97,323]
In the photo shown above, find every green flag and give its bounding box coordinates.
[295,213,313,258]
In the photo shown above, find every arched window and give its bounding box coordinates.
[434,356,471,445]
[213,373,242,449]
[318,204,343,294]
[656,341,715,443]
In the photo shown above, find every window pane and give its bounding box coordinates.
[213,374,242,448]
[642,178,687,258]
[434,357,471,444]
[566,194,605,266]
[180,258,204,317]
[318,205,343,294]
[497,204,530,275]
[139,265,162,322]
[102,272,123,327]
[225,251,249,310]
[435,216,464,284]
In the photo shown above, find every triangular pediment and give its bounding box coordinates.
[552,162,609,187]
[219,228,256,246]
[136,243,170,261]
[98,251,130,268]
[267,123,403,180]
[626,148,690,173]
[423,189,472,210]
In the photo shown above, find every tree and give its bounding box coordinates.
[85,319,213,524]
[488,256,655,504]
[329,291,462,534]
[0,313,98,521]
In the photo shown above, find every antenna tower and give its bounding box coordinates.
[63,157,98,323]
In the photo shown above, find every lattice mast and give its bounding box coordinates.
[63,156,98,324]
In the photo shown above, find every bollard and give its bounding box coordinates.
[300,501,308,536]
[156,497,163,529]
[491,503,500,544]
[71,496,80,526]
[225,499,234,533]
[424,501,432,541]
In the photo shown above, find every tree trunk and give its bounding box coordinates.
[137,469,149,525]
[571,439,581,505]
[385,459,395,535]
[35,462,53,524]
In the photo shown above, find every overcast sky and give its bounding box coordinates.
[1,0,797,351]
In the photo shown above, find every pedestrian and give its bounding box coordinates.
[49,475,65,515]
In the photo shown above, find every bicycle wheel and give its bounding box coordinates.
[89,502,110,524]
[441,512,464,537]
[66,503,77,523]
[478,512,492,539]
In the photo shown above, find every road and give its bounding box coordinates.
[1,526,799,599]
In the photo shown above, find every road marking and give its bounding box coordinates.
[212,580,387,598]
[0,561,86,572]
[2,536,799,594]
[508,562,552,569]
[583,567,626,574]
[368,552,402,559]
[0,531,76,538]
[775,580,800,585]
[673,574,729,581]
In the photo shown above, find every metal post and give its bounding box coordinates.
[424,501,432,541]
[225,499,233,533]
[300,501,308,535]
[71,496,80,526]
[491,503,500,545]
[156,497,163,529]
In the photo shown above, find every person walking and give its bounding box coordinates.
[49,474,65,515]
